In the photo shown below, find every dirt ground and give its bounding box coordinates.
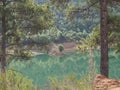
[49,41,77,56]
[6,41,77,56]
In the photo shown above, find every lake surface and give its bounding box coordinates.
[9,50,120,86]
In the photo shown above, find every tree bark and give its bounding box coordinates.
[1,0,6,74]
[100,0,109,77]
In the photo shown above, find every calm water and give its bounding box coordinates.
[9,50,120,86]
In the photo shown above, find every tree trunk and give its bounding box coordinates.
[100,0,109,77]
[1,0,6,74]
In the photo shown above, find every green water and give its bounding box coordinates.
[9,50,120,86]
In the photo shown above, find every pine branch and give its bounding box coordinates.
[71,1,99,12]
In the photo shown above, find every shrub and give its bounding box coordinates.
[58,44,64,52]
[19,49,32,59]
[32,34,50,46]
[49,73,93,90]
[0,69,34,90]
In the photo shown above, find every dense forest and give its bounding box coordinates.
[0,0,120,90]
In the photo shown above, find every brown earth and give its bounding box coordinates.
[93,74,120,90]
[49,41,77,56]
[6,41,77,56]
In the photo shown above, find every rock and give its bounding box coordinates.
[93,74,120,90]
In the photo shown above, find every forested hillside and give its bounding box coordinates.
[0,0,120,90]
[33,0,100,42]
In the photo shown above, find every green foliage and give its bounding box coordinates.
[0,69,34,90]
[49,73,92,90]
[50,0,99,42]
[108,15,120,52]
[14,48,32,59]
[80,25,100,48]
[58,44,64,52]
[81,14,120,52]
[13,0,54,34]
[19,49,32,59]
[50,0,70,11]
[32,33,50,46]
[0,0,55,59]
